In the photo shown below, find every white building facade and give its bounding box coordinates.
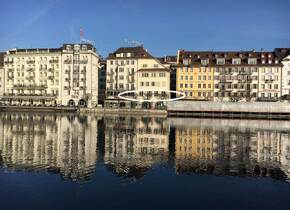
[1,44,99,108]
[282,54,290,96]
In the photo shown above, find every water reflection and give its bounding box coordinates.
[173,118,290,181]
[104,116,169,179]
[0,113,98,181]
[0,112,290,182]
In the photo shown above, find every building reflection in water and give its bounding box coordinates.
[1,112,290,182]
[0,113,98,181]
[104,116,169,179]
[173,118,290,181]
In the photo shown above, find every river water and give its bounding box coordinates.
[0,112,290,210]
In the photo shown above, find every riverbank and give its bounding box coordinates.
[1,101,290,120]
[167,101,290,120]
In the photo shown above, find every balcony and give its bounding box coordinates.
[4,60,13,64]
[265,79,275,83]
[79,60,88,64]
[48,68,54,72]
[107,79,114,83]
[79,86,87,90]
[64,59,72,64]
[49,59,59,63]
[26,60,35,64]
[26,76,35,80]
[13,84,48,90]
[26,68,34,72]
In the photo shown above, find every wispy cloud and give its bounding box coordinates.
[0,0,60,46]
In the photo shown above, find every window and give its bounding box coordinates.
[180,84,183,88]
[232,58,241,65]
[151,82,155,86]
[217,58,225,65]
[143,64,148,68]
[201,59,209,65]
[248,58,257,65]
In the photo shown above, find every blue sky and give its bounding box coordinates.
[0,0,290,57]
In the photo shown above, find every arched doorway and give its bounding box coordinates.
[68,99,75,107]
[78,99,87,107]
[142,102,151,109]
[130,102,137,109]
[155,102,165,110]
[120,102,126,108]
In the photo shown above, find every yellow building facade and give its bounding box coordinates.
[176,66,214,100]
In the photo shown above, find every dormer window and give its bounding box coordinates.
[116,53,121,57]
[275,59,279,64]
[268,60,272,64]
[66,45,72,50]
[127,53,131,57]
[248,58,257,65]
[262,60,266,64]
[232,58,241,65]
[74,45,80,51]
[268,54,272,58]
[261,54,265,58]
[201,59,209,65]
[217,58,225,65]
[183,59,189,65]
[81,45,87,51]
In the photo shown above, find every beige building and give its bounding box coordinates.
[105,46,170,109]
[0,53,4,97]
[1,44,99,107]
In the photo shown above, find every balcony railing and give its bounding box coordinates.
[13,84,48,90]
[265,79,275,83]
[4,61,13,64]
[26,68,34,72]
[49,59,59,63]
[26,60,35,64]
[79,60,88,64]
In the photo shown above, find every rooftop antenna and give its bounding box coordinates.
[124,38,143,47]
[80,26,84,43]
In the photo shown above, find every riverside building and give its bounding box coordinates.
[177,50,283,102]
[105,46,170,109]
[1,43,99,107]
